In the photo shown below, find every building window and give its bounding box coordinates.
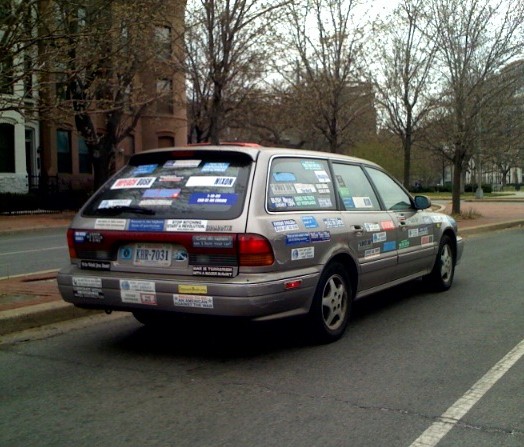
[78,137,91,173]
[55,63,68,100]
[156,79,173,114]
[155,26,172,59]
[0,123,15,172]
[0,54,14,95]
[57,130,72,173]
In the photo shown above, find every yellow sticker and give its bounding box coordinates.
[178,285,208,294]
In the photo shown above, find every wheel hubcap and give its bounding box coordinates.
[321,274,348,330]
[440,244,453,284]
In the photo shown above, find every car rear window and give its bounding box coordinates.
[83,150,252,220]
[267,157,337,212]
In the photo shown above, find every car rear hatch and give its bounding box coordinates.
[68,148,272,278]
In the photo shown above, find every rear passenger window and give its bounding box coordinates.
[267,157,337,212]
[332,163,381,211]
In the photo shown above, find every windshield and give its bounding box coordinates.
[83,150,253,220]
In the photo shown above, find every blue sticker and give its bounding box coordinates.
[273,172,296,182]
[143,188,181,198]
[343,197,355,208]
[120,246,133,260]
[133,164,157,175]
[202,162,230,172]
[286,233,311,245]
[383,241,397,252]
[302,216,319,228]
[310,231,331,243]
[301,160,323,170]
[75,231,87,243]
[128,219,165,232]
[189,193,238,205]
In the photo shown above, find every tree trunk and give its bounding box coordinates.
[451,154,462,215]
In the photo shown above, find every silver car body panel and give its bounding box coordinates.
[58,146,464,321]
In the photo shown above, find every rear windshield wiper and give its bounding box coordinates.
[95,205,156,216]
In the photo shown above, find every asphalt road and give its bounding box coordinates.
[0,229,523,447]
[0,228,68,277]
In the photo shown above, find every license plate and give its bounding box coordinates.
[133,244,172,267]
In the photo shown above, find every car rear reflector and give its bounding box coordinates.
[237,234,275,266]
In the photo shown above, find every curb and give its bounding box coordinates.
[0,301,102,336]
[459,219,524,236]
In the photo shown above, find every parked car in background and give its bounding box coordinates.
[58,145,464,343]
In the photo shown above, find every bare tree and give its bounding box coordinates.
[426,0,524,214]
[480,61,524,187]
[184,0,289,144]
[0,0,60,114]
[279,0,370,154]
[369,0,438,187]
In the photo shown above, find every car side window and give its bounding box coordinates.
[365,167,413,211]
[267,157,337,211]
[332,163,380,211]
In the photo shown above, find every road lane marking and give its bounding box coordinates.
[410,337,524,447]
[0,246,67,256]
[0,269,60,281]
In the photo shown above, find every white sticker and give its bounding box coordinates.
[94,218,127,230]
[364,223,381,232]
[165,219,208,232]
[139,199,173,207]
[111,177,156,189]
[120,280,155,292]
[121,291,157,305]
[270,183,296,195]
[185,176,236,187]
[314,170,331,183]
[294,183,317,194]
[353,197,373,208]
[365,247,381,258]
[99,199,132,209]
[72,277,102,288]
[272,219,299,232]
[166,159,201,168]
[173,294,214,309]
[291,246,315,261]
[373,232,387,243]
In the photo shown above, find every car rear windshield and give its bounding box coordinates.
[83,150,253,220]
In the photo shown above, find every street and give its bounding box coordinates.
[0,229,523,447]
[0,228,68,277]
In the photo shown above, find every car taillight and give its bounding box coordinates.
[66,228,77,259]
[237,234,275,266]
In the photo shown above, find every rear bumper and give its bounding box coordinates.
[57,265,319,321]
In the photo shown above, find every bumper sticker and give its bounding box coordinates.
[173,294,214,308]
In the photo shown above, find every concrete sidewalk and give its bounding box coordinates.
[1,198,523,337]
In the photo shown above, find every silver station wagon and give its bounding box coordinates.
[58,145,464,342]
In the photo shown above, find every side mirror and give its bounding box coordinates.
[413,195,432,210]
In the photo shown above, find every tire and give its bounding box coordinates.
[308,262,352,343]
[426,235,455,292]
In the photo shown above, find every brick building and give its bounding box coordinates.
[0,0,187,194]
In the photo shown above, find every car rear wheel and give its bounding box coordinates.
[308,262,352,343]
[426,235,455,291]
